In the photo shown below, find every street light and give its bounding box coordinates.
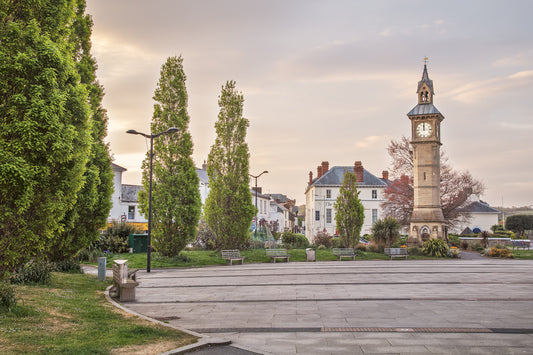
[249,171,269,240]
[126,127,179,272]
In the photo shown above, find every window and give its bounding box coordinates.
[315,210,320,221]
[372,209,378,224]
[128,205,135,220]
[326,209,332,224]
[372,189,377,199]
[326,189,331,199]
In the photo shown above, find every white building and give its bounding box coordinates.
[270,201,290,233]
[109,163,147,228]
[305,161,389,241]
[450,197,500,234]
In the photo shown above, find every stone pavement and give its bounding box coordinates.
[119,258,533,354]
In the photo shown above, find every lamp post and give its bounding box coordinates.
[249,171,268,240]
[126,127,179,272]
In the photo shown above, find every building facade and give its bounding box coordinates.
[305,161,389,241]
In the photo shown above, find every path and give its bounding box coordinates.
[118,258,533,354]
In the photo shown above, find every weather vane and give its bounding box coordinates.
[424,57,429,65]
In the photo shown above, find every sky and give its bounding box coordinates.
[86,0,533,208]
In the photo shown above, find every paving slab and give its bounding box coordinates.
[118,259,533,354]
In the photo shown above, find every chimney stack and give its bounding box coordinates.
[317,165,323,178]
[321,161,329,175]
[354,161,364,183]
[309,171,313,185]
[252,186,262,194]
[202,160,208,170]
[382,170,389,180]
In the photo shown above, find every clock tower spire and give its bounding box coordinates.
[407,61,446,246]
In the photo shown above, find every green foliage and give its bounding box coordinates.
[76,248,105,263]
[193,218,218,250]
[448,234,461,247]
[204,81,256,250]
[422,238,449,257]
[53,259,82,274]
[408,246,422,256]
[487,245,513,258]
[312,231,334,248]
[97,221,140,253]
[355,244,367,252]
[505,215,533,237]
[139,56,201,257]
[281,232,310,248]
[371,217,401,247]
[493,229,516,239]
[9,260,54,285]
[0,0,112,275]
[0,282,17,311]
[334,171,365,248]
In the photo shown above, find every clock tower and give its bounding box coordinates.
[407,62,446,246]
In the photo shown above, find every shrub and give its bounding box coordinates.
[317,244,327,250]
[367,243,383,253]
[0,282,16,311]
[408,246,422,256]
[422,238,449,257]
[9,260,54,285]
[355,244,367,252]
[448,234,461,247]
[76,248,105,263]
[53,260,82,273]
[461,241,469,250]
[469,241,482,251]
[245,239,265,249]
[331,237,342,248]
[282,232,309,248]
[193,219,218,250]
[313,233,333,248]
[447,247,460,258]
[96,221,141,253]
[487,245,513,258]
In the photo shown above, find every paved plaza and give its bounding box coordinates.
[121,258,533,354]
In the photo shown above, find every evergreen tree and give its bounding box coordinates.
[371,217,401,247]
[138,56,201,256]
[47,0,113,260]
[204,81,256,250]
[0,0,92,275]
[334,171,365,248]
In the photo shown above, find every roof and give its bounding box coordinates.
[311,166,388,187]
[459,201,500,214]
[417,64,434,94]
[407,103,442,116]
[121,184,142,203]
[251,189,270,200]
[111,163,127,172]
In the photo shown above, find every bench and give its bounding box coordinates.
[221,249,246,265]
[332,248,357,261]
[384,247,408,260]
[111,260,139,302]
[511,240,531,249]
[266,249,290,263]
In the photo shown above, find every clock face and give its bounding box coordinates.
[416,122,432,138]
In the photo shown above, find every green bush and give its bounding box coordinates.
[408,246,422,256]
[422,238,449,257]
[53,260,82,274]
[313,233,333,248]
[368,244,384,253]
[355,244,367,252]
[97,221,141,253]
[331,237,342,248]
[0,282,16,311]
[281,232,309,248]
[76,248,106,263]
[448,234,461,247]
[9,260,54,285]
[193,219,218,250]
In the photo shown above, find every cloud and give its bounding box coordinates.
[500,121,533,130]
[355,135,392,149]
[446,70,533,103]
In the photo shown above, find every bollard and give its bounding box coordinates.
[97,257,107,281]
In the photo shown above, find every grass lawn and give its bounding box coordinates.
[510,249,533,259]
[0,273,197,354]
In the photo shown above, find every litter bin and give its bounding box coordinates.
[129,234,148,253]
[306,248,316,262]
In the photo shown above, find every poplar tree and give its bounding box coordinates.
[138,56,201,256]
[48,0,113,260]
[0,0,93,275]
[334,171,365,248]
[204,81,256,250]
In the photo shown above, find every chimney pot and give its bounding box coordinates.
[321,161,329,174]
[309,171,313,184]
[382,170,389,180]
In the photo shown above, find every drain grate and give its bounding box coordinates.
[322,327,493,333]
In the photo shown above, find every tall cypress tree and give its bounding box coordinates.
[0,0,92,275]
[204,81,256,250]
[334,171,365,248]
[138,56,201,257]
[47,0,114,260]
